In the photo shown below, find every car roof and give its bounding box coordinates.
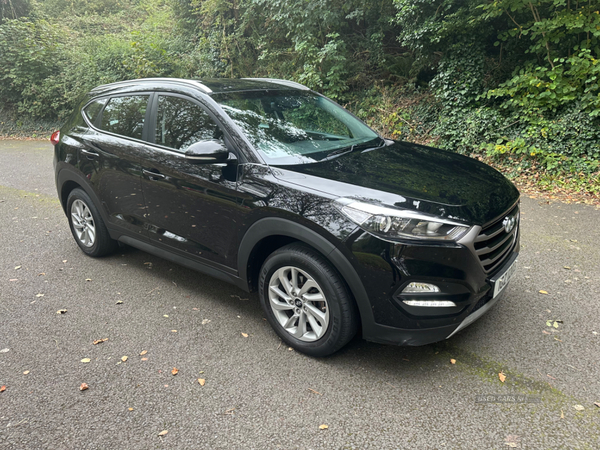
[88,77,310,96]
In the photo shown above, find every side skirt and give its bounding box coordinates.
[118,235,248,291]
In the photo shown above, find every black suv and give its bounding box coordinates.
[52,78,520,356]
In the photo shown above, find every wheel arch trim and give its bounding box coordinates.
[56,168,109,223]
[237,217,375,331]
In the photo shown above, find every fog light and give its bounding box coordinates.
[403,300,457,307]
[402,282,440,293]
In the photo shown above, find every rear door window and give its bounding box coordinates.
[154,95,221,152]
[99,95,149,140]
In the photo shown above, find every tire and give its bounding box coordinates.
[259,243,358,356]
[66,188,118,257]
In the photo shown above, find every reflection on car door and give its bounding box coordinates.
[79,94,150,238]
[139,94,242,269]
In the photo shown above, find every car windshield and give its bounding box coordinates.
[213,90,380,165]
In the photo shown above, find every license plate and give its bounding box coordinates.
[492,257,518,298]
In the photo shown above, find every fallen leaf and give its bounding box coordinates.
[128,408,134,411]
[23,370,30,375]
[319,424,329,430]
[121,356,128,362]
[14,265,21,270]
[35,293,44,298]
[499,372,507,383]
[542,330,551,335]
[553,321,559,329]
[171,330,177,333]
[594,402,600,408]
[199,370,205,374]
[171,368,178,376]
[0,386,6,392]
[56,309,67,314]
[198,378,206,386]
[158,430,168,437]
[450,359,456,365]
[573,405,585,411]
[504,434,521,448]
[141,358,148,361]
[115,300,123,305]
[561,410,564,419]
[546,320,552,327]
[62,260,67,263]
[85,278,92,282]
[539,290,549,295]
[79,383,88,391]
[201,319,210,325]
[308,388,322,395]
[81,358,91,363]
[563,266,571,270]
[140,350,148,356]
[0,348,9,353]
[241,332,249,338]
[93,338,108,345]
[9,279,18,282]
[163,315,169,318]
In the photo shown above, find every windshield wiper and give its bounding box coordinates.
[321,138,385,162]
[321,146,355,161]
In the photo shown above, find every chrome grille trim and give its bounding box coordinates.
[474,204,519,274]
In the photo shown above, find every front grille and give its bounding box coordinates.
[474,205,519,273]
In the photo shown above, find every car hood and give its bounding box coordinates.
[270,141,520,226]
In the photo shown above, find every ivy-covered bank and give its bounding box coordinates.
[1,0,599,197]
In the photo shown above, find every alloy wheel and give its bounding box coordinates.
[70,199,96,248]
[268,266,330,342]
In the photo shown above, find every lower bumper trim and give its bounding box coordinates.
[445,293,501,339]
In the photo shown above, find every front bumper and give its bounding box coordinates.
[347,206,520,346]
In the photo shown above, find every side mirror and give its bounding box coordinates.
[184,139,229,163]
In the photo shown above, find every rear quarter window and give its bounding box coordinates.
[82,98,107,125]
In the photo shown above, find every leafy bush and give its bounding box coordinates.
[176,0,402,99]
[0,0,598,195]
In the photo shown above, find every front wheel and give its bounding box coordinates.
[259,243,358,356]
[66,188,117,257]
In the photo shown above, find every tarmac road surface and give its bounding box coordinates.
[1,140,599,449]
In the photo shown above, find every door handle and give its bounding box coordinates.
[80,148,99,159]
[143,169,166,180]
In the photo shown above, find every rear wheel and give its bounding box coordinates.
[259,243,358,356]
[67,188,117,257]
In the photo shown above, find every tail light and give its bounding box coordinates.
[50,130,60,145]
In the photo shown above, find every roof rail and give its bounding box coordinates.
[241,78,310,91]
[90,78,212,94]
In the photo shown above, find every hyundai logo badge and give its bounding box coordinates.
[502,215,516,234]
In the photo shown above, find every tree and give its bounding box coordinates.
[0,0,31,20]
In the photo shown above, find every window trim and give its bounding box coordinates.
[81,92,154,144]
[147,92,231,155]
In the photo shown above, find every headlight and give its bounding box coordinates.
[334,198,470,241]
